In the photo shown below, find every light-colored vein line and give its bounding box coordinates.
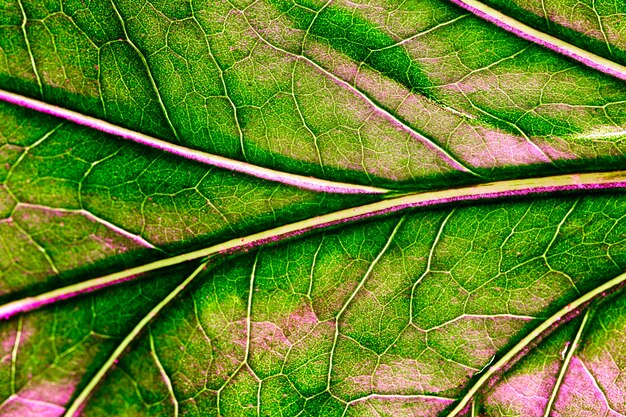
[410,210,454,323]
[539,0,550,27]
[348,393,456,404]
[97,48,107,115]
[81,209,158,249]
[372,14,470,51]
[577,356,624,415]
[16,203,158,250]
[327,216,405,389]
[466,99,552,164]
[471,399,478,416]
[10,219,60,275]
[497,203,533,274]
[542,199,579,292]
[424,313,537,332]
[245,252,259,363]
[183,257,264,414]
[16,0,43,97]
[543,309,590,417]
[39,23,67,82]
[583,130,626,139]
[116,368,148,409]
[446,269,626,417]
[256,379,261,417]
[6,395,65,411]
[291,62,325,175]
[342,333,381,357]
[217,250,260,417]
[77,148,124,210]
[107,0,180,142]
[237,13,481,177]
[445,45,531,86]
[9,316,23,395]
[190,6,247,160]
[365,403,382,417]
[62,260,208,417]
[0,331,106,411]
[199,192,236,235]
[149,329,178,417]
[4,124,63,188]
[446,0,626,81]
[308,237,324,298]
[0,89,387,195]
[590,0,613,58]
[2,170,626,320]
[300,0,331,54]
[429,344,481,373]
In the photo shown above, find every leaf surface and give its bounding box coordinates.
[0,0,626,416]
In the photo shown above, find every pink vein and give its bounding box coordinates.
[2,170,626,320]
[0,89,388,195]
[447,0,626,81]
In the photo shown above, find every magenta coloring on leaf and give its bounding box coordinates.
[1,396,65,417]
[485,364,559,416]
[553,356,619,414]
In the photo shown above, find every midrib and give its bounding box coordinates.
[2,169,626,319]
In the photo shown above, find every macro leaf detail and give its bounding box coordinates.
[0,0,625,416]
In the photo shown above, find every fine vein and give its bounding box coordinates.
[0,88,387,195]
[348,393,456,403]
[2,170,626,320]
[16,0,43,97]
[447,0,626,81]
[16,203,158,250]
[237,12,481,177]
[327,216,405,390]
[149,329,179,417]
[108,0,181,142]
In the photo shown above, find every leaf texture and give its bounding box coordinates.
[0,0,625,416]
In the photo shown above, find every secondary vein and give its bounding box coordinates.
[236,10,481,177]
[446,270,626,416]
[0,88,388,195]
[447,0,626,81]
[62,260,209,417]
[543,309,590,417]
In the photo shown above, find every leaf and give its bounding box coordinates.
[0,0,625,416]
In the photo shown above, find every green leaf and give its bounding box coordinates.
[0,0,625,416]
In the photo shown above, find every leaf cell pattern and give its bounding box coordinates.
[0,0,625,416]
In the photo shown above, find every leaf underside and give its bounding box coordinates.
[0,0,626,416]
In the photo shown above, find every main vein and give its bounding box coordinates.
[447,0,626,81]
[2,170,626,320]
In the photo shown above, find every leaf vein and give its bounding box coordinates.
[237,11,481,177]
[446,0,626,80]
[62,260,209,417]
[0,88,387,194]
